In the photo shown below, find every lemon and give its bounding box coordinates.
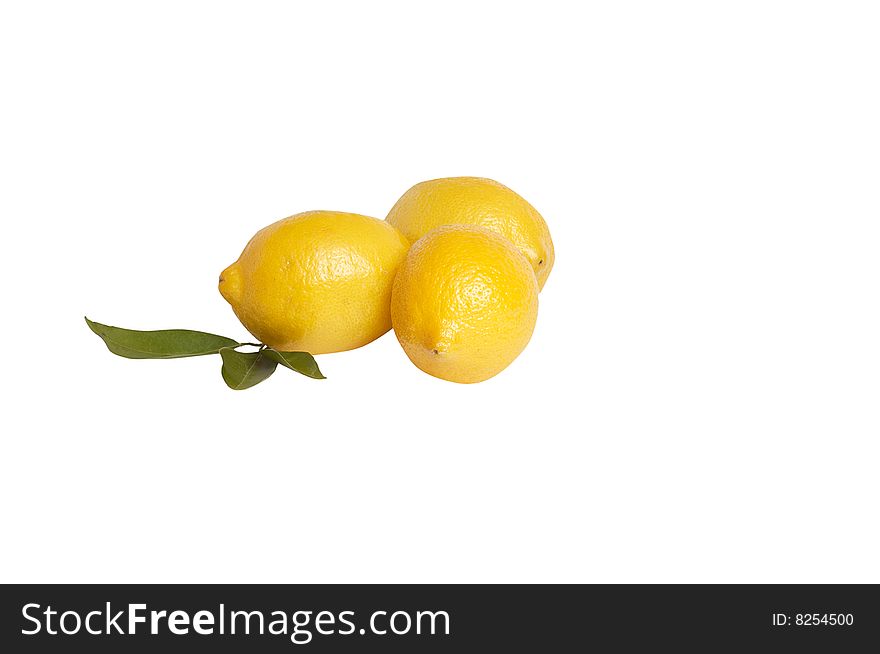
[386,177,555,290]
[219,211,409,354]
[391,225,539,383]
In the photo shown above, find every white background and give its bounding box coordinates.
[1,1,878,583]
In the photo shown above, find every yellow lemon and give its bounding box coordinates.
[386,177,555,290]
[391,225,539,383]
[219,211,409,354]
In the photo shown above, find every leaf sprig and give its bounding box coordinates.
[86,317,325,390]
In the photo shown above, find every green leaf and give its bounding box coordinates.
[86,317,240,359]
[265,348,326,379]
[219,347,277,390]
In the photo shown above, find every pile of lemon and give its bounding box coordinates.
[219,177,554,383]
